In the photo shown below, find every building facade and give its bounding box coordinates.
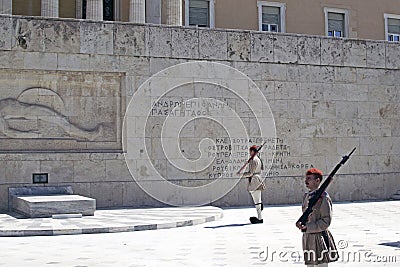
[1,0,400,41]
[0,1,399,210]
[0,13,399,210]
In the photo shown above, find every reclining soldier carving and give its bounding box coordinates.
[0,89,108,141]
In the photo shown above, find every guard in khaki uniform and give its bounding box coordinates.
[242,145,266,224]
[296,168,339,267]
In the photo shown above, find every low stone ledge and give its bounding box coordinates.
[11,194,96,218]
[0,206,223,237]
[8,186,95,218]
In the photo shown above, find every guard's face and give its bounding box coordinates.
[305,174,320,190]
[249,150,256,157]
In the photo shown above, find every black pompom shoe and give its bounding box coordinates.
[249,217,263,224]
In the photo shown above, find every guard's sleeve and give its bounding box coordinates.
[301,193,308,213]
[305,196,332,233]
[242,159,258,178]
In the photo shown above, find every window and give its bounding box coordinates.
[103,0,114,21]
[324,8,348,38]
[82,0,86,19]
[185,0,215,28]
[257,1,286,32]
[81,0,119,21]
[261,6,280,32]
[189,0,209,27]
[327,12,344,37]
[385,14,400,42]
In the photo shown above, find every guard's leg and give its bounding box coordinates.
[250,190,263,221]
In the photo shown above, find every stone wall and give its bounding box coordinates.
[0,14,399,210]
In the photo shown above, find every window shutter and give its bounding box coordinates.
[189,0,209,27]
[388,18,400,34]
[262,6,280,25]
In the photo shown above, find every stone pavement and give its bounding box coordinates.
[0,206,223,236]
[0,201,399,266]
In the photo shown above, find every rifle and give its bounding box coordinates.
[296,147,356,230]
[236,141,267,174]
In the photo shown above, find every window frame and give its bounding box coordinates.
[324,7,349,38]
[257,1,286,33]
[185,0,215,28]
[384,13,400,42]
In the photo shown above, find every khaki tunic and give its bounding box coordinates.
[301,191,339,265]
[242,156,265,191]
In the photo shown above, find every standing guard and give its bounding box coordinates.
[296,168,339,266]
[242,145,266,224]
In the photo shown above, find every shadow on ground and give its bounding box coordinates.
[204,223,251,229]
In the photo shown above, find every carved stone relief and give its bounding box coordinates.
[0,69,123,151]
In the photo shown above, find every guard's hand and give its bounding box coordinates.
[296,222,307,230]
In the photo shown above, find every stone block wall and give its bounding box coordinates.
[0,15,399,210]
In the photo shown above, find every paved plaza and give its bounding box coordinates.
[0,200,399,267]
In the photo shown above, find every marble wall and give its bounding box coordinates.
[0,14,399,210]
